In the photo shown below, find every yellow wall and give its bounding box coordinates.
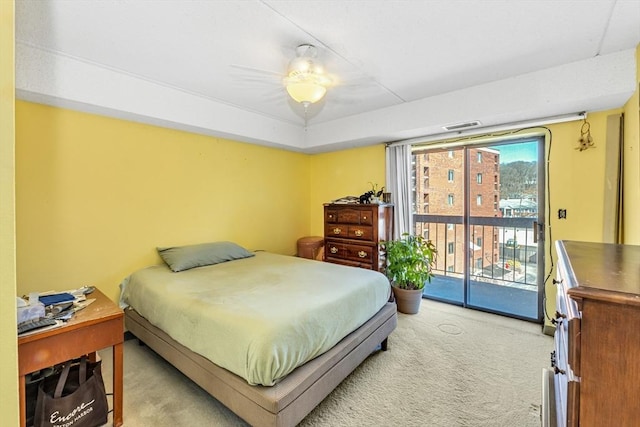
[544,110,623,243]
[0,1,19,425]
[15,101,311,302]
[308,144,386,236]
[623,45,640,244]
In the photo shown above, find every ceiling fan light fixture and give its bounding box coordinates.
[285,80,327,104]
[284,44,331,105]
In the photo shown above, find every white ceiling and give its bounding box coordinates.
[15,0,640,153]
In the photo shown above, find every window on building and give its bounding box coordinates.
[423,230,429,239]
[447,266,454,272]
[477,152,482,163]
[448,242,455,254]
[448,194,454,205]
[477,237,482,247]
[448,169,454,182]
[477,173,482,184]
[448,150,454,158]
[447,223,454,231]
[476,194,482,205]
[476,258,483,269]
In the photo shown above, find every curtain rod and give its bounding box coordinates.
[386,112,586,148]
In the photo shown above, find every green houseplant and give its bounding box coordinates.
[382,233,437,314]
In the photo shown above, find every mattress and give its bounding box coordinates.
[119,252,391,386]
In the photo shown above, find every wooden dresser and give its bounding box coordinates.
[552,240,640,427]
[323,203,393,271]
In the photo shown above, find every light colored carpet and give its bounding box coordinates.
[99,299,553,426]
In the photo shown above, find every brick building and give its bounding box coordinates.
[413,147,501,274]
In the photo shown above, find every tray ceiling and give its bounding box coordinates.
[15,0,640,152]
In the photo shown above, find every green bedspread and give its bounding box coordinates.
[119,252,391,386]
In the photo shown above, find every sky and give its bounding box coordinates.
[492,140,538,164]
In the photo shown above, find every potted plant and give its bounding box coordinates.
[382,233,437,314]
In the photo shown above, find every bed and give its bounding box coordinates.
[119,242,397,426]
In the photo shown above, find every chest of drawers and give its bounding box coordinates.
[552,240,640,427]
[323,203,393,271]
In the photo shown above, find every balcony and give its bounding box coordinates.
[414,214,540,320]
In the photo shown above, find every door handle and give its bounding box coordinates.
[533,221,543,243]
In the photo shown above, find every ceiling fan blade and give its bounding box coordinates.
[229,64,285,93]
[260,88,288,102]
[229,64,283,78]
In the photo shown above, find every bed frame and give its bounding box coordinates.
[125,302,397,427]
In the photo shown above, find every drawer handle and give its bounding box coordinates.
[363,215,367,220]
[330,246,338,254]
[333,228,342,235]
[358,251,367,258]
[354,229,364,237]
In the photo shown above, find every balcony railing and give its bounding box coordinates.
[414,214,538,290]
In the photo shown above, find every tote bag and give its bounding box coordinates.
[34,356,109,427]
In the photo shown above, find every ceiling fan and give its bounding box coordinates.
[282,44,332,110]
[230,43,337,119]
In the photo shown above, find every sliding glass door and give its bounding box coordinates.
[412,138,544,321]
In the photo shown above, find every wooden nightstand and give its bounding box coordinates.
[18,288,124,427]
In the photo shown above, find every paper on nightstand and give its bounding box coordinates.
[17,302,45,324]
[73,298,96,313]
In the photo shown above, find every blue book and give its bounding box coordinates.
[39,293,75,306]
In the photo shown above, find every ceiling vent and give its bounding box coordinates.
[443,120,482,131]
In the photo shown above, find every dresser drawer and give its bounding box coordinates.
[325,224,373,241]
[555,274,581,378]
[325,240,374,264]
[553,319,569,427]
[325,257,373,270]
[555,289,570,370]
[325,208,374,225]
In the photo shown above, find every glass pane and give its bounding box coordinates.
[413,148,464,304]
[467,141,540,319]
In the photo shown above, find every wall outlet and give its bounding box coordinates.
[558,209,567,219]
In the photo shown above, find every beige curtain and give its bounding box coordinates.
[385,144,413,239]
